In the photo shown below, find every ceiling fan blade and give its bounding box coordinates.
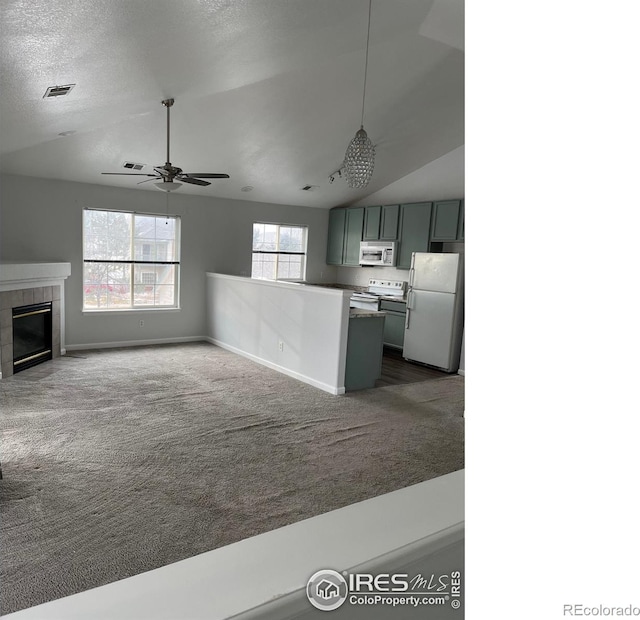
[137,177,162,185]
[179,177,211,186]
[101,173,158,177]
[182,173,230,179]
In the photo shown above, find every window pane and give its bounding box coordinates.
[251,253,276,280]
[83,262,131,309]
[279,227,304,252]
[154,285,175,306]
[106,212,132,260]
[133,284,155,306]
[133,216,177,262]
[253,223,278,251]
[277,254,303,280]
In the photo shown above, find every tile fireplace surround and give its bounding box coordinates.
[0,262,71,379]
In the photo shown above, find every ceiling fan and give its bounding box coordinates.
[101,98,229,191]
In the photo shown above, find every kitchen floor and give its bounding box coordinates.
[376,347,453,387]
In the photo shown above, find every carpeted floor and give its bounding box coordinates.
[0,342,464,615]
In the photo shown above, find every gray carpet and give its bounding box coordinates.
[0,342,464,615]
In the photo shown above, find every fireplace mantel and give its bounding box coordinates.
[0,261,71,292]
[0,262,71,378]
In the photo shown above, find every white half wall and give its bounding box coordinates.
[206,274,350,394]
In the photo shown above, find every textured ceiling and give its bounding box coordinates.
[0,0,464,208]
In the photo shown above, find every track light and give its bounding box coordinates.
[328,168,344,184]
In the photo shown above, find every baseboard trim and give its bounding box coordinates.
[457,369,465,376]
[205,337,345,395]
[66,336,206,351]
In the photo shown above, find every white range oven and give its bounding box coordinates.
[350,279,406,310]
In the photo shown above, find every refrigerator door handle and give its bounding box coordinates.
[407,289,414,309]
[408,267,415,288]
[405,307,411,330]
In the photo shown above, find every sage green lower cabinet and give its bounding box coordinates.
[397,202,432,269]
[380,299,406,349]
[326,208,346,265]
[343,207,364,266]
[363,206,381,240]
[431,200,462,242]
[345,314,385,391]
[380,204,399,240]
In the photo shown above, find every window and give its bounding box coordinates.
[83,209,180,310]
[252,223,308,281]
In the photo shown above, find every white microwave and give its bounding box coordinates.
[359,241,397,266]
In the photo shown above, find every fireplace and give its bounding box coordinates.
[12,302,53,373]
[1,261,71,379]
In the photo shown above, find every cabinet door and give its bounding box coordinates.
[431,200,461,241]
[363,206,381,240]
[380,205,399,240]
[397,202,432,269]
[326,208,346,265]
[457,200,465,240]
[383,312,406,349]
[343,207,364,266]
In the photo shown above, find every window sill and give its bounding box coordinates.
[82,307,181,315]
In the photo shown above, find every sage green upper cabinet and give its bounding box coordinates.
[326,208,347,265]
[457,200,465,240]
[363,206,381,240]
[363,205,399,241]
[380,205,400,240]
[397,202,432,269]
[343,207,365,265]
[431,200,462,242]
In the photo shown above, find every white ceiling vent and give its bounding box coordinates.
[123,162,145,171]
[43,84,76,98]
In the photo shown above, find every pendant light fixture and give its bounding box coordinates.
[344,0,375,189]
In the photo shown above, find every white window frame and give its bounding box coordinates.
[82,208,181,311]
[251,223,308,281]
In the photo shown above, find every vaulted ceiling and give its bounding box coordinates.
[0,0,464,208]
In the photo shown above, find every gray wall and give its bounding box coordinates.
[0,174,331,347]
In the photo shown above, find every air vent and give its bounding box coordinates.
[43,84,75,98]
[301,185,319,191]
[123,162,145,171]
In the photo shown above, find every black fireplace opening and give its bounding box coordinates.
[12,301,53,373]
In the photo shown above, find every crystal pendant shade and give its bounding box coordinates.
[344,126,375,189]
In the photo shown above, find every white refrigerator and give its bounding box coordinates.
[403,252,464,372]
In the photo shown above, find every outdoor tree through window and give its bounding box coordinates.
[252,223,308,281]
[83,209,180,310]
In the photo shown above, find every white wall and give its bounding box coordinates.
[0,174,331,348]
[347,145,464,208]
[206,274,350,394]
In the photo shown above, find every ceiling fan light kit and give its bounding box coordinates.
[344,0,375,189]
[101,98,229,192]
[154,181,182,192]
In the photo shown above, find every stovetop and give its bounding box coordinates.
[351,279,406,300]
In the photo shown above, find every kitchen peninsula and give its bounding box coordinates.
[205,274,385,394]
